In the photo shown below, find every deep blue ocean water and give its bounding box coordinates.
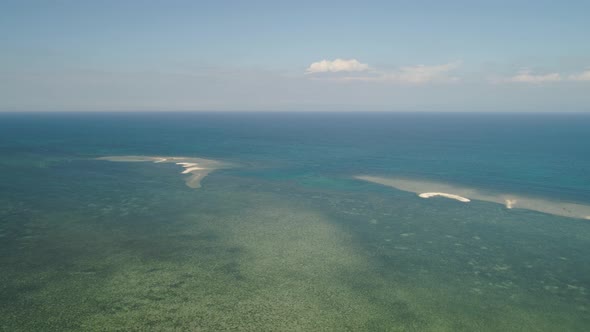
[1,112,589,331]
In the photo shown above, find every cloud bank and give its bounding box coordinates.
[388,62,460,84]
[496,69,590,84]
[307,59,590,86]
[568,69,590,81]
[505,70,562,83]
[306,59,460,84]
[306,59,369,73]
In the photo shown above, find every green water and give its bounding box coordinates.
[1,112,589,331]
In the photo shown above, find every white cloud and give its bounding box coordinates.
[496,68,590,84]
[336,62,460,84]
[568,69,590,81]
[505,70,562,83]
[393,62,460,84]
[306,58,369,74]
[307,59,461,84]
[307,61,590,85]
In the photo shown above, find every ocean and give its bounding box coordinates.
[1,112,589,331]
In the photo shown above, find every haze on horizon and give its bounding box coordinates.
[1,0,589,112]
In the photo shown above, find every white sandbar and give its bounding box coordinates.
[418,192,470,202]
[181,167,204,174]
[355,175,590,220]
[97,155,227,189]
[176,162,198,167]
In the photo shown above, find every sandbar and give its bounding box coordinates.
[418,192,471,202]
[355,175,590,220]
[181,167,204,174]
[97,155,226,189]
[176,162,198,167]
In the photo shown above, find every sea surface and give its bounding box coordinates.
[1,112,589,331]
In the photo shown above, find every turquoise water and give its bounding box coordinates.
[1,112,589,331]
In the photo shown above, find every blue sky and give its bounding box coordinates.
[1,0,589,111]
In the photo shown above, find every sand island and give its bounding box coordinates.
[418,192,471,202]
[356,175,590,220]
[97,156,226,188]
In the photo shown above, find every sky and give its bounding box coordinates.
[1,0,589,112]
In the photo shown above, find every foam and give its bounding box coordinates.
[356,175,590,220]
[97,155,225,189]
[419,192,471,202]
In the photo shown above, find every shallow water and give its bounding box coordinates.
[356,175,590,219]
[1,112,589,331]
